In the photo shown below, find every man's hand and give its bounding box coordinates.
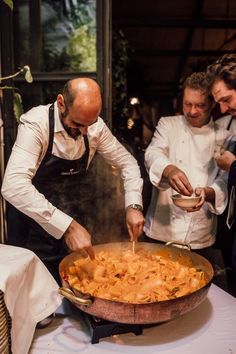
[126,208,145,242]
[185,187,205,212]
[185,186,215,212]
[215,150,236,172]
[64,220,95,259]
[163,164,193,196]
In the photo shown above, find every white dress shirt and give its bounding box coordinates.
[216,114,236,228]
[1,102,143,239]
[215,114,236,135]
[144,115,231,249]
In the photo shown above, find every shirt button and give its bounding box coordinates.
[179,160,182,163]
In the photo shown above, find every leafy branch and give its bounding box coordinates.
[0,65,33,83]
[2,0,13,10]
[0,65,33,122]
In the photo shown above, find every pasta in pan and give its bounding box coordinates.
[66,248,207,303]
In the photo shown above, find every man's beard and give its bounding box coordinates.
[61,113,81,139]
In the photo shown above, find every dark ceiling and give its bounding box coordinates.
[112,0,236,102]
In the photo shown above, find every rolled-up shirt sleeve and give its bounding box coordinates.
[1,111,72,239]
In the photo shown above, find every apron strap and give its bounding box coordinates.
[47,104,55,154]
[83,134,90,169]
[227,116,234,130]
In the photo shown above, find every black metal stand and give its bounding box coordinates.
[83,313,143,344]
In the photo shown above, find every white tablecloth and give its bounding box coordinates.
[0,245,62,354]
[30,284,236,354]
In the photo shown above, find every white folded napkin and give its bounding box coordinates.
[0,244,62,354]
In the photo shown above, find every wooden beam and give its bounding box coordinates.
[174,0,204,87]
[113,19,236,29]
[131,49,235,57]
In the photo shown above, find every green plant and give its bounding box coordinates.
[41,0,96,73]
[2,0,13,10]
[0,65,33,122]
[66,25,96,72]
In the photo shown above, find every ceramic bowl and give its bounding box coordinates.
[171,194,201,210]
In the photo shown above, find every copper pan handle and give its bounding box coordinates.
[58,287,92,306]
[165,241,191,251]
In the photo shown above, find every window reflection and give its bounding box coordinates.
[14,0,97,73]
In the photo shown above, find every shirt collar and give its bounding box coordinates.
[53,101,65,133]
[184,116,214,131]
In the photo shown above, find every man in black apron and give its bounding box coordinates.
[2,78,145,284]
[206,54,236,297]
[6,104,91,283]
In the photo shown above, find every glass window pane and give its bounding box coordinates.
[14,0,97,73]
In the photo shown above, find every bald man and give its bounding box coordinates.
[1,78,145,283]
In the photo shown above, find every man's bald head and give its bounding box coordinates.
[57,78,102,138]
[62,78,102,117]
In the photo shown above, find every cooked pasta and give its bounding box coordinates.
[66,248,207,303]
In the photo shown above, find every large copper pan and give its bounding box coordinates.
[59,242,214,324]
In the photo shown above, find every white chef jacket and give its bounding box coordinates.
[1,102,143,239]
[144,115,232,249]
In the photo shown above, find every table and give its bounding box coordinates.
[30,284,236,354]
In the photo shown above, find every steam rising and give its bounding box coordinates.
[47,153,129,244]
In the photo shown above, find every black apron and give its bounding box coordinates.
[6,105,90,283]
